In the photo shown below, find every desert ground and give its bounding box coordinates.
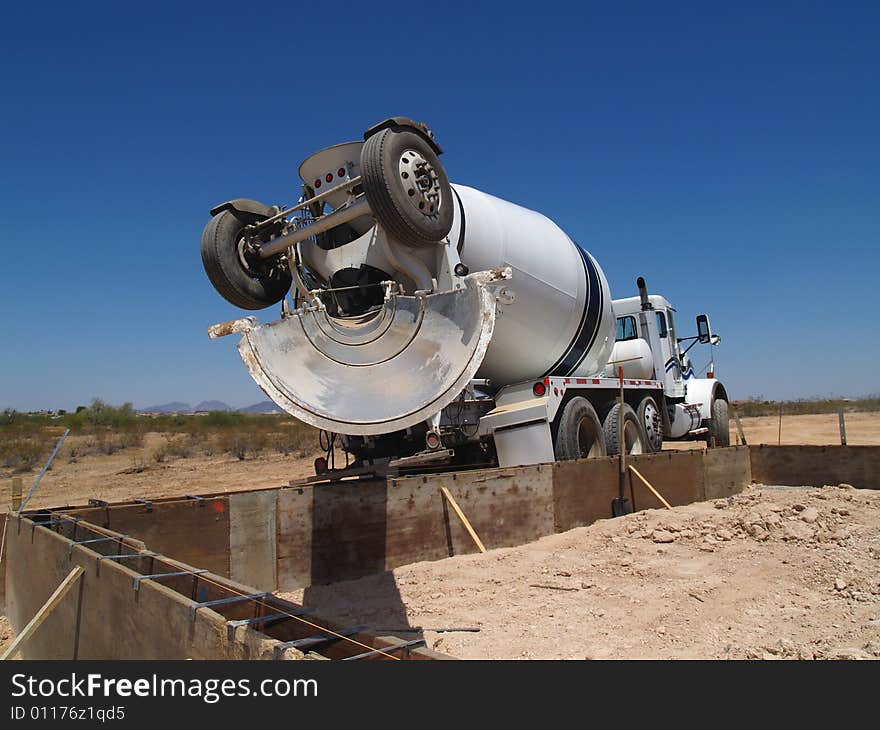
[1,411,878,658]
[1,412,877,511]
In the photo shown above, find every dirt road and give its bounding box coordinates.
[279,485,880,659]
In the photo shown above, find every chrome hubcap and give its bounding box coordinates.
[399,149,442,217]
[642,402,662,450]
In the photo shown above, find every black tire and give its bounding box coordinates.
[554,397,606,461]
[603,403,647,456]
[636,396,664,453]
[361,128,454,247]
[201,209,292,310]
[706,398,730,447]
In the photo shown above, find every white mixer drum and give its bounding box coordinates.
[449,185,615,385]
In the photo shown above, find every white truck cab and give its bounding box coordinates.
[605,277,729,443]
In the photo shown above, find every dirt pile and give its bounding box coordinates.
[279,485,880,659]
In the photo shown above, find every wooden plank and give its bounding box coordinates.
[229,491,277,591]
[440,487,486,553]
[552,456,619,532]
[11,478,22,511]
[732,408,747,446]
[276,466,555,591]
[749,445,880,489]
[703,446,751,500]
[65,499,231,577]
[2,566,83,660]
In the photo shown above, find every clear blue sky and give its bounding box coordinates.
[2,2,878,410]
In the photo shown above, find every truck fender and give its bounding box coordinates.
[685,379,729,421]
[209,198,275,219]
[363,116,444,155]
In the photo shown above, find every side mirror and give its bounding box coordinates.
[696,314,712,344]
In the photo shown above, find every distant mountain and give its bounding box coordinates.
[193,400,232,412]
[138,400,283,414]
[139,402,192,414]
[238,400,284,414]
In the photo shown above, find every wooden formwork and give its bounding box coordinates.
[4,446,760,658]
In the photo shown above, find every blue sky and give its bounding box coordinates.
[1,2,878,410]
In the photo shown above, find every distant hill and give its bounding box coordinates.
[238,401,284,414]
[139,402,192,414]
[193,400,232,412]
[138,400,283,414]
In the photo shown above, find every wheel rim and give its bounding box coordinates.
[577,417,603,458]
[399,149,443,217]
[642,400,662,451]
[623,420,644,455]
[236,232,287,282]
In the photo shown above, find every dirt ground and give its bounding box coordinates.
[278,484,880,659]
[665,411,880,450]
[0,432,318,511]
[733,411,880,447]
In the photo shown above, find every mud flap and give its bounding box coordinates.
[212,269,509,435]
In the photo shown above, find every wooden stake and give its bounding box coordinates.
[2,566,84,660]
[732,407,747,446]
[628,465,673,510]
[777,403,783,445]
[11,477,22,511]
[440,488,486,553]
[838,409,847,446]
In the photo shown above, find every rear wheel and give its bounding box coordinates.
[706,398,730,447]
[554,397,606,461]
[201,208,292,310]
[636,396,664,453]
[360,128,453,247]
[603,403,647,456]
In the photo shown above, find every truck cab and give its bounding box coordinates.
[606,278,729,442]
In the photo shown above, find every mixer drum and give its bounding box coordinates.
[451,184,616,384]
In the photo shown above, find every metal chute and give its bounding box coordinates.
[211,269,509,435]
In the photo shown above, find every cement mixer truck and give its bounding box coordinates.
[202,117,730,472]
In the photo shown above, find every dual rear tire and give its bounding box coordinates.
[602,402,647,457]
[554,395,662,461]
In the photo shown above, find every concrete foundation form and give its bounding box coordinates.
[9,444,841,659]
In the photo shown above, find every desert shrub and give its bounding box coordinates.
[152,434,196,463]
[63,398,137,431]
[734,397,880,418]
[0,437,45,472]
[118,429,145,449]
[269,426,315,456]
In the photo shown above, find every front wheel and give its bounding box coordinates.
[554,397,606,461]
[706,399,730,447]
